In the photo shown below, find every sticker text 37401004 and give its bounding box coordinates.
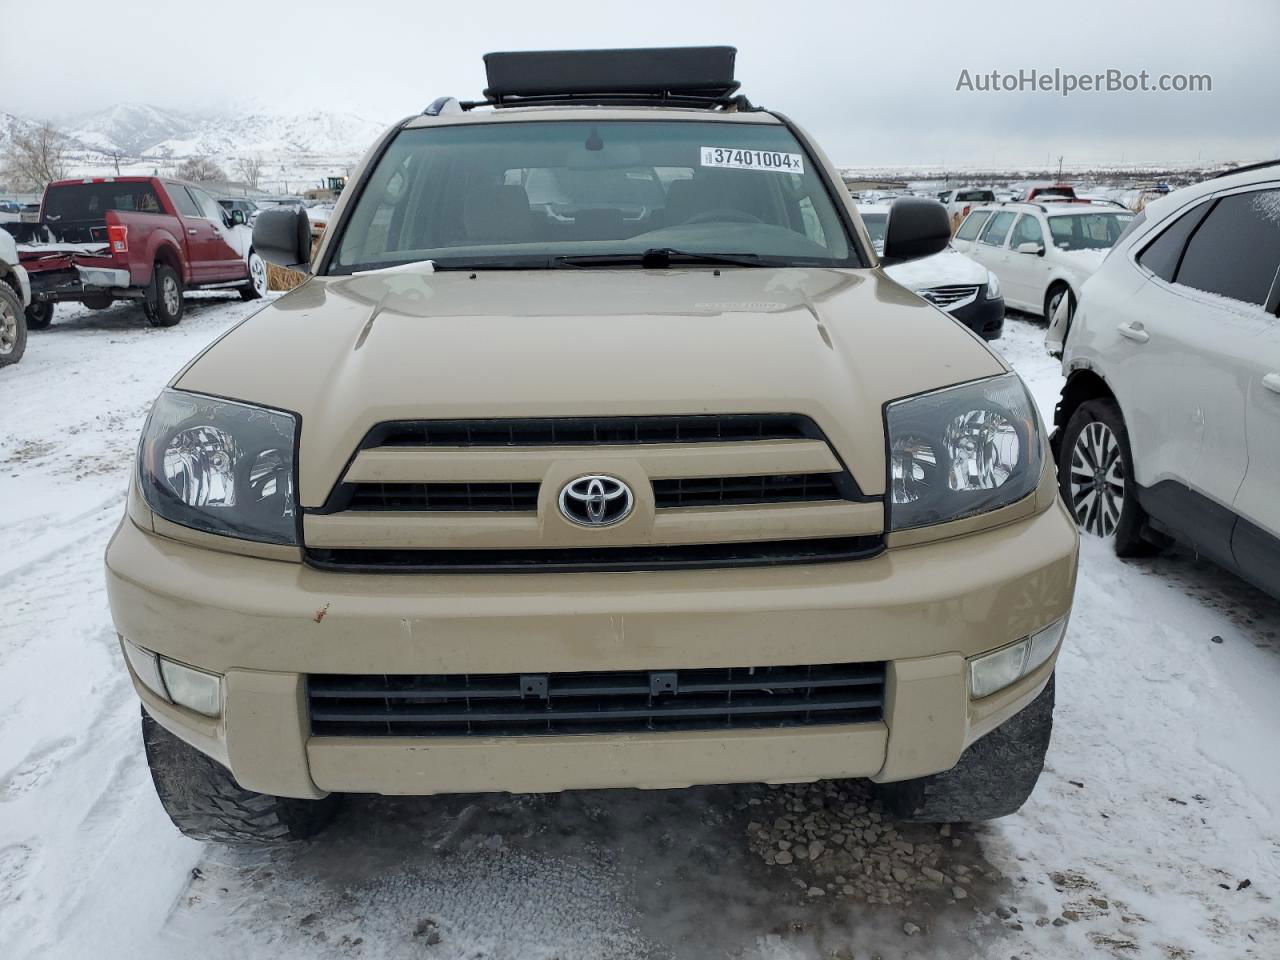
[700,147,805,174]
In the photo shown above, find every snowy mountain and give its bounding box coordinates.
[62,103,198,156]
[51,103,388,161]
[2,103,392,193]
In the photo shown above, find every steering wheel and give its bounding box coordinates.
[684,209,763,225]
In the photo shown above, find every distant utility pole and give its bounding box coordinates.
[1057,155,1064,179]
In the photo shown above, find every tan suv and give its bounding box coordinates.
[105,48,1078,843]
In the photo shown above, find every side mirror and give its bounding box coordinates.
[230,209,246,226]
[1015,241,1044,256]
[881,197,951,264]
[253,206,312,272]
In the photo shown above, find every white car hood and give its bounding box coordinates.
[882,247,987,293]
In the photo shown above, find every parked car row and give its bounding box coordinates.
[1045,160,1280,597]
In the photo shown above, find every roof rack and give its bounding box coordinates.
[423,47,754,114]
[1211,158,1280,179]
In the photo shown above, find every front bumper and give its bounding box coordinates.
[106,494,1078,799]
[950,293,1005,340]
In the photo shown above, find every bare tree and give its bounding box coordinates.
[234,155,264,190]
[1,122,69,192]
[175,153,226,183]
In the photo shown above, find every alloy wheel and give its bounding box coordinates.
[0,299,15,355]
[250,253,268,297]
[163,277,180,315]
[1069,420,1125,536]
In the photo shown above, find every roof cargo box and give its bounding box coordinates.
[482,47,739,103]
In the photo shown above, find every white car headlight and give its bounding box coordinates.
[985,270,1001,299]
[138,389,299,544]
[886,372,1042,530]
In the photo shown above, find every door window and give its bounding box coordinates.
[1136,201,1210,281]
[979,211,1016,246]
[1010,214,1045,249]
[955,210,992,241]
[168,185,202,219]
[1172,189,1280,307]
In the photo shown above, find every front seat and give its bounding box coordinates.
[463,184,534,243]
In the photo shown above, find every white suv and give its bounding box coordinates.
[1045,161,1280,596]
[954,200,1135,320]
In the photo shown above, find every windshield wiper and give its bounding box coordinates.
[554,248,769,269]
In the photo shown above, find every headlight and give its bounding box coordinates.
[138,389,299,545]
[886,372,1042,530]
[985,270,1001,299]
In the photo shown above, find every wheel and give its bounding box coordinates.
[145,264,184,327]
[0,283,27,367]
[875,674,1055,822]
[1045,283,1074,323]
[1059,398,1153,556]
[25,300,53,330]
[141,706,338,843]
[240,250,268,301]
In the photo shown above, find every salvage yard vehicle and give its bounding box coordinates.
[936,187,996,231]
[953,199,1135,321]
[106,47,1079,843]
[859,202,1005,340]
[10,177,267,328]
[1047,160,1280,597]
[0,227,31,367]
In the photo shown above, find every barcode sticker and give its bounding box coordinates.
[700,146,805,174]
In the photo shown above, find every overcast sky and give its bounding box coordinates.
[2,0,1277,167]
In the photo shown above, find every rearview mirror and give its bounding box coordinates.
[253,206,312,272]
[880,197,951,264]
[1015,241,1044,256]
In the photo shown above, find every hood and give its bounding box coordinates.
[177,266,1004,506]
[882,248,988,293]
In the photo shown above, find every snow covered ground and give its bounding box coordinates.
[1,297,1277,960]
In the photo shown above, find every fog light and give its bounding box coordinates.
[969,639,1029,699]
[968,617,1067,699]
[121,637,166,699]
[159,659,222,717]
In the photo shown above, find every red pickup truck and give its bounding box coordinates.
[12,177,268,328]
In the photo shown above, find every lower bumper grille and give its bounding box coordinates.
[307,661,887,737]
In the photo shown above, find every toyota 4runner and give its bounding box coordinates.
[105,47,1079,843]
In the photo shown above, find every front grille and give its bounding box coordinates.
[367,414,816,447]
[654,473,842,508]
[347,482,539,511]
[307,661,887,737]
[305,535,883,573]
[921,284,981,308]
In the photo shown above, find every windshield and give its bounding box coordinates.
[859,212,887,254]
[1047,211,1134,251]
[330,120,856,272]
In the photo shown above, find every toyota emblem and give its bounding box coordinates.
[558,474,634,527]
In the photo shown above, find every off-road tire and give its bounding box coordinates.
[141,706,338,843]
[1059,398,1154,557]
[25,300,54,330]
[0,283,27,366]
[875,674,1055,822]
[240,250,268,300]
[144,264,185,327]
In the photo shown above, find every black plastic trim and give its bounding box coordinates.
[304,535,883,574]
